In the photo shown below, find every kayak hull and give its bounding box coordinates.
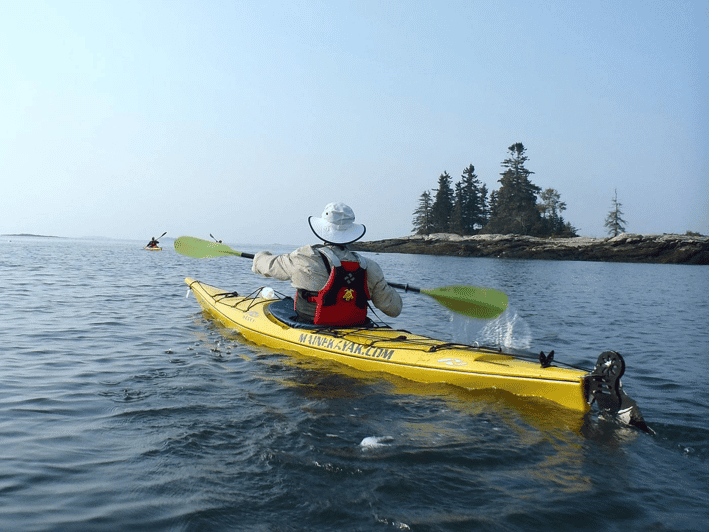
[144,246,162,251]
[185,278,594,413]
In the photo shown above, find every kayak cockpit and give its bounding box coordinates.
[266,297,386,330]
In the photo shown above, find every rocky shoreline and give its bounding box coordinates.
[351,233,709,265]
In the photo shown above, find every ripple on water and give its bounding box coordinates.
[1,240,707,532]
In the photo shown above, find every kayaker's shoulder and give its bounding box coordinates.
[294,244,319,256]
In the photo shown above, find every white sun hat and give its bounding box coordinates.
[308,202,367,245]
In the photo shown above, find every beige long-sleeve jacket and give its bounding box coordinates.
[251,245,402,318]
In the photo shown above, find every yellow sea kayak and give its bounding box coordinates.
[185,277,652,426]
[144,246,162,251]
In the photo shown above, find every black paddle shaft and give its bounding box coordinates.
[387,282,422,293]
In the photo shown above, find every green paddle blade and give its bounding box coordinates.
[420,285,508,320]
[174,236,245,258]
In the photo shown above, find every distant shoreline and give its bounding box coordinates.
[2,233,60,238]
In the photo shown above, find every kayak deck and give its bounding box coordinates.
[185,278,603,413]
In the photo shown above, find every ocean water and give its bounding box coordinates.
[1,236,707,532]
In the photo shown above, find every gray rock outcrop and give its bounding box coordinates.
[351,233,709,265]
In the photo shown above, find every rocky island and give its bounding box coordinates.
[351,233,709,265]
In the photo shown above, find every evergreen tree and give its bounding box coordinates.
[604,189,627,237]
[560,221,579,237]
[481,143,542,235]
[538,188,567,235]
[430,171,454,233]
[458,164,485,234]
[412,190,434,235]
[479,183,489,228]
[487,188,498,223]
[450,181,465,235]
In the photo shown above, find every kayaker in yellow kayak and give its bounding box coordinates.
[252,202,402,326]
[146,236,160,248]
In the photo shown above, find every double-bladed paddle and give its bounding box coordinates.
[174,236,508,320]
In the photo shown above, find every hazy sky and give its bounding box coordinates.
[1,0,706,245]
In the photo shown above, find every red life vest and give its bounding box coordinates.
[295,248,370,326]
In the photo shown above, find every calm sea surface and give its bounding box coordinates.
[1,237,707,532]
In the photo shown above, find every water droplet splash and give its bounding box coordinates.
[450,306,532,349]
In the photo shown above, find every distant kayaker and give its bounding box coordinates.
[147,237,159,248]
[252,202,402,326]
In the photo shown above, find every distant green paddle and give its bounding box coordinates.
[174,236,508,320]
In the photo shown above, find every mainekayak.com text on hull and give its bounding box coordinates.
[298,332,395,360]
